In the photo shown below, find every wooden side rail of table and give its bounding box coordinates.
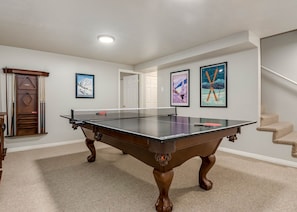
[0,112,7,183]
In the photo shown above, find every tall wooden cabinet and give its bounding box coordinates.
[3,68,49,137]
[15,75,39,136]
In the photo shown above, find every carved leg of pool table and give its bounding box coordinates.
[199,154,216,190]
[85,138,96,162]
[153,169,174,212]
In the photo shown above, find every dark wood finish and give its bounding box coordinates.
[3,67,49,77]
[74,122,240,212]
[0,112,7,183]
[85,138,96,162]
[3,68,49,137]
[153,169,174,211]
[15,75,38,136]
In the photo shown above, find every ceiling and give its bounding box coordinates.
[0,0,296,66]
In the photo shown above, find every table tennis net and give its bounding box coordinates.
[70,107,177,121]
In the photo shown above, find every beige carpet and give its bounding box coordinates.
[1,142,297,212]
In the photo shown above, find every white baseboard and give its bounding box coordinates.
[7,139,84,153]
[219,147,297,168]
[7,141,297,169]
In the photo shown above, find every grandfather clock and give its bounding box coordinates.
[3,68,49,137]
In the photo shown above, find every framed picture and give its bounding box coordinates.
[75,73,95,98]
[200,62,227,107]
[170,69,190,107]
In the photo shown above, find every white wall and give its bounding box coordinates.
[158,49,259,120]
[261,31,297,128]
[2,30,297,164]
[157,47,295,164]
[0,45,132,149]
[158,48,259,147]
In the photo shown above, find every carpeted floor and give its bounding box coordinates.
[1,142,297,212]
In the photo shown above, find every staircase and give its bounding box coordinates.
[257,107,297,158]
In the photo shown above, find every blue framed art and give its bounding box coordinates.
[200,62,227,107]
[75,73,95,98]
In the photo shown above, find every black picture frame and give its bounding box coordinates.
[75,73,95,98]
[200,62,227,107]
[170,69,190,107]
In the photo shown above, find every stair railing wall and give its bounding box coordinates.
[261,65,297,87]
[261,64,297,131]
[260,65,297,159]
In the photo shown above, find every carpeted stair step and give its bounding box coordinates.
[259,113,279,126]
[258,107,297,158]
[257,122,293,139]
[274,131,297,145]
[274,132,297,158]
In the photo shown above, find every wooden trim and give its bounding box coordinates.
[0,113,7,182]
[3,68,49,77]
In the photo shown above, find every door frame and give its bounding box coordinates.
[118,69,142,108]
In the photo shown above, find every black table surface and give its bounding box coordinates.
[62,114,255,142]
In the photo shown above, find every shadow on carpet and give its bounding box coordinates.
[36,147,285,212]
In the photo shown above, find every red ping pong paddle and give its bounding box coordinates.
[96,111,107,116]
[203,122,222,127]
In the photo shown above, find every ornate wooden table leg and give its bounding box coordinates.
[199,154,216,190]
[153,169,174,212]
[85,138,96,162]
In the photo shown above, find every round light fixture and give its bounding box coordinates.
[97,35,115,44]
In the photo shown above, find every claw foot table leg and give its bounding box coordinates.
[85,138,96,162]
[199,154,216,190]
[153,169,174,212]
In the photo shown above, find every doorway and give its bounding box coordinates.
[119,69,158,109]
[119,70,139,108]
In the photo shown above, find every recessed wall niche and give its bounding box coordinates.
[3,68,49,137]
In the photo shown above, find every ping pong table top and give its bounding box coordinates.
[62,107,255,142]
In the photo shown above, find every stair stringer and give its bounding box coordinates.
[257,112,297,158]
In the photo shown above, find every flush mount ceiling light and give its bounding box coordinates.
[97,35,115,44]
